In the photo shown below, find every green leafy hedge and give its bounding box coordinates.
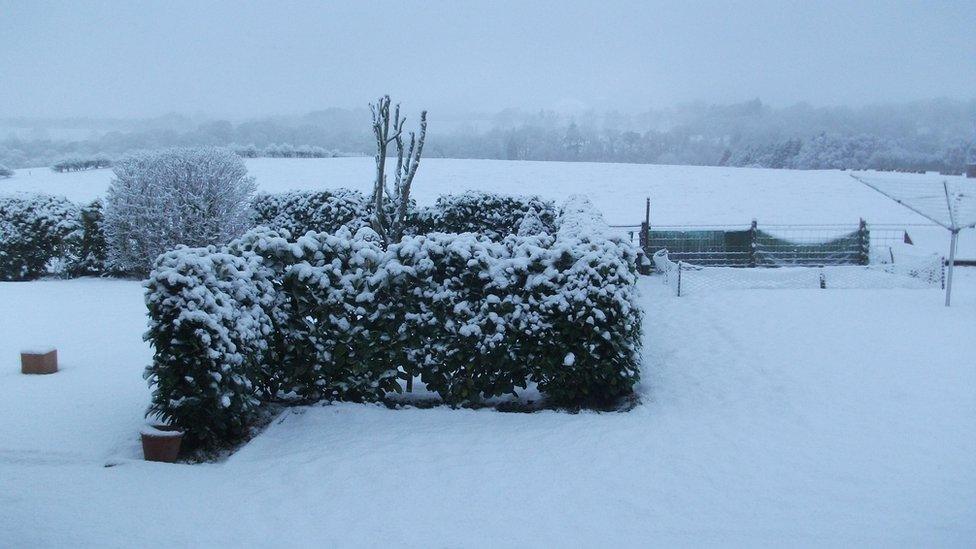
[144,195,643,449]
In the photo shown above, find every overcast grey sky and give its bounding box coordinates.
[1,0,974,118]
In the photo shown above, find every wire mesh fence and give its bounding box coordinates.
[652,249,945,296]
[610,221,931,271]
[639,221,915,267]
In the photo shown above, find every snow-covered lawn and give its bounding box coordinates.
[2,271,974,546]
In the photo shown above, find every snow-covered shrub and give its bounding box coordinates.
[528,196,642,406]
[415,191,557,240]
[69,199,107,276]
[104,147,256,276]
[0,164,13,178]
[251,189,370,238]
[517,205,547,236]
[226,225,400,402]
[144,247,274,449]
[386,232,534,404]
[280,228,400,401]
[144,194,642,431]
[0,194,82,281]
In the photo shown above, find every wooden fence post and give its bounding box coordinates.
[749,219,758,268]
[676,261,682,297]
[858,218,870,265]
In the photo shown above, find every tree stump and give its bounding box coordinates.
[21,348,58,375]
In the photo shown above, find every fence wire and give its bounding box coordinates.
[652,249,945,296]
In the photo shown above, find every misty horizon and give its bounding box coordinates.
[2,0,975,119]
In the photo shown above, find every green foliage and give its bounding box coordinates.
[414,191,557,240]
[143,247,274,449]
[0,194,82,281]
[251,189,370,238]
[142,195,643,449]
[69,199,108,276]
[529,239,643,407]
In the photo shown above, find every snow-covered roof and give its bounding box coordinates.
[852,174,976,231]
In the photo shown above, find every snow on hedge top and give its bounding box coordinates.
[557,194,612,241]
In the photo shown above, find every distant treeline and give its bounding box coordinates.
[2,99,974,172]
[231,143,337,158]
[52,155,112,172]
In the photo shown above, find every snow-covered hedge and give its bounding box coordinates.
[144,247,275,449]
[250,189,370,238]
[533,196,643,405]
[281,228,401,401]
[384,233,536,403]
[0,194,82,280]
[224,226,402,402]
[0,195,108,280]
[144,195,642,448]
[414,191,557,240]
[0,164,13,178]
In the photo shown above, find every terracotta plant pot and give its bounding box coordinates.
[141,426,184,463]
[21,348,58,375]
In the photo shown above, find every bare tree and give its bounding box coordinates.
[370,95,427,248]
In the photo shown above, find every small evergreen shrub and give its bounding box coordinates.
[415,191,557,240]
[69,199,108,276]
[251,189,370,238]
[0,194,82,281]
[144,247,275,449]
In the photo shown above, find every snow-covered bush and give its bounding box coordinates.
[104,147,256,276]
[69,199,107,276]
[415,191,557,240]
[144,194,642,445]
[251,189,370,238]
[280,228,400,401]
[386,232,536,404]
[0,194,82,281]
[144,247,275,449]
[0,164,13,178]
[529,196,642,406]
[226,226,400,402]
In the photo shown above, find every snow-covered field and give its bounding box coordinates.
[2,159,975,546]
[4,157,973,256]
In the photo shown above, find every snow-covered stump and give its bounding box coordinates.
[21,348,58,375]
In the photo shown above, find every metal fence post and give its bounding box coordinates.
[858,218,870,265]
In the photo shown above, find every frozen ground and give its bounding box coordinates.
[3,157,973,257]
[1,269,974,546]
